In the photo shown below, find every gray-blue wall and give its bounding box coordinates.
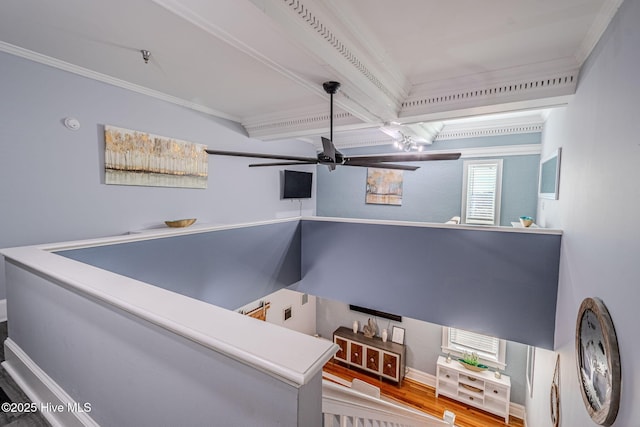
[58,221,301,310]
[0,51,316,300]
[55,216,560,350]
[298,219,560,349]
[317,133,540,225]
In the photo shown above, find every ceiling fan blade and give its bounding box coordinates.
[248,161,319,167]
[205,149,318,163]
[343,162,420,171]
[345,152,461,163]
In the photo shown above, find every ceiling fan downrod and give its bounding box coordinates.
[322,81,340,142]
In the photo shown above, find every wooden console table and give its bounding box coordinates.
[333,326,406,384]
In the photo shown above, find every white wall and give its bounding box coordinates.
[5,261,323,427]
[0,51,316,299]
[527,0,640,425]
[237,289,317,336]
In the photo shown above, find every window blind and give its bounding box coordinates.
[463,161,501,225]
[449,328,500,357]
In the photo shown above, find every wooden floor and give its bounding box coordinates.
[323,361,524,427]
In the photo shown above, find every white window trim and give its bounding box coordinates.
[441,326,507,370]
[461,159,503,225]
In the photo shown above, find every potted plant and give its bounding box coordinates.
[458,351,489,372]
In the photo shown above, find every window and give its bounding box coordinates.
[441,327,506,369]
[461,159,503,225]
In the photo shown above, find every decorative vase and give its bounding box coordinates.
[352,320,359,333]
[381,328,388,342]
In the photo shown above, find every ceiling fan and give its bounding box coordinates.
[205,81,461,171]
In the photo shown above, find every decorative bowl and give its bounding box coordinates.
[519,216,534,227]
[165,218,197,228]
[458,359,489,372]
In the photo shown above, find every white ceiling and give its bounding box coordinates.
[0,0,623,148]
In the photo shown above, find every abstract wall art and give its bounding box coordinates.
[104,125,208,188]
[365,168,403,205]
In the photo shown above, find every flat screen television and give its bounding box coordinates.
[283,170,312,199]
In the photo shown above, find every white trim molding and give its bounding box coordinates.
[0,299,6,322]
[574,0,625,65]
[0,41,239,123]
[405,367,437,388]
[2,338,99,427]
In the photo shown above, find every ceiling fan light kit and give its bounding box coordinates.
[205,81,461,170]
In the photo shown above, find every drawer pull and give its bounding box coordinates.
[469,396,474,401]
[354,353,358,357]
[445,374,450,378]
[370,358,374,362]
[493,390,499,394]
[387,364,392,368]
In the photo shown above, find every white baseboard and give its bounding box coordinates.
[0,299,7,322]
[405,366,437,388]
[405,366,525,421]
[2,338,99,427]
[510,402,526,421]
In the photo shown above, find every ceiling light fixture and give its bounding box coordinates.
[396,132,420,152]
[140,50,151,64]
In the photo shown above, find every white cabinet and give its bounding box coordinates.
[435,356,511,423]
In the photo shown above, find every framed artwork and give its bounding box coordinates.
[575,297,621,426]
[104,125,208,188]
[391,326,405,345]
[365,168,403,205]
[539,147,561,199]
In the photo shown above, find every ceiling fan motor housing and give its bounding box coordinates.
[322,81,341,94]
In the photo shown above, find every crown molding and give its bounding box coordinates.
[321,0,409,97]
[357,144,542,159]
[450,143,542,158]
[574,0,625,65]
[247,0,402,120]
[331,131,394,150]
[401,59,578,122]
[436,115,545,141]
[0,41,240,123]
[272,0,401,102]
[243,102,375,140]
[436,123,542,141]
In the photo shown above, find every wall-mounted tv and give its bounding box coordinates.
[283,170,312,199]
